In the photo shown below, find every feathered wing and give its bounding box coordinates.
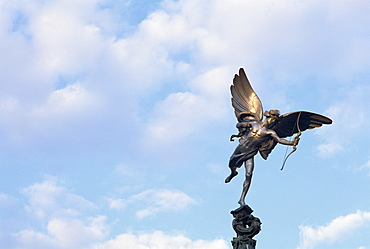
[259,111,333,159]
[272,111,332,138]
[231,68,263,122]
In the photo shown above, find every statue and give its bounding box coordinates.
[225,68,332,206]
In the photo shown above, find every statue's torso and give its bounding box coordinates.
[241,122,270,145]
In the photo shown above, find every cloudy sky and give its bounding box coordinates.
[1,0,369,248]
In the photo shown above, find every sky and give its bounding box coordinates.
[0,0,369,248]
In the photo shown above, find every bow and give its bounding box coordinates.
[280,111,302,170]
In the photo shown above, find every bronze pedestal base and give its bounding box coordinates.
[230,205,261,249]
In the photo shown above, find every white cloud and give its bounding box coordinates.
[142,66,230,154]
[155,0,370,78]
[316,84,370,157]
[106,198,126,210]
[93,230,229,249]
[0,177,108,249]
[316,143,344,156]
[4,178,213,249]
[13,229,229,249]
[14,229,56,249]
[46,216,108,247]
[1,0,369,159]
[297,210,370,249]
[112,164,143,178]
[145,91,208,142]
[14,216,109,249]
[0,0,187,155]
[108,188,196,219]
[0,193,18,207]
[30,84,98,120]
[22,177,95,219]
[132,189,195,219]
[359,160,370,176]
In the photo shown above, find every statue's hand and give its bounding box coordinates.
[230,134,242,141]
[293,136,300,146]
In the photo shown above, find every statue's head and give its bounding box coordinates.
[263,110,280,126]
[264,109,280,118]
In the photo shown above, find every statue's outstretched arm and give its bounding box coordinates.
[268,130,299,146]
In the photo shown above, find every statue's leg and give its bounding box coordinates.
[238,157,254,206]
[226,145,244,183]
[225,167,238,183]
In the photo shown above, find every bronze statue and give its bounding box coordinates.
[226,68,332,206]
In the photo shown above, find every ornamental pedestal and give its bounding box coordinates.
[230,205,261,249]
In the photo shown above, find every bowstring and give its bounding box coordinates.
[281,139,291,165]
[280,112,300,170]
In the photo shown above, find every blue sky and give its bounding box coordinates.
[0,0,369,248]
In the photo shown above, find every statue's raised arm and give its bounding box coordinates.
[226,68,332,206]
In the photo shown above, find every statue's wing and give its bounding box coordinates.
[231,68,263,122]
[259,111,332,159]
[271,111,333,138]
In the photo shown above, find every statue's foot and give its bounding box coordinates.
[225,171,238,183]
[238,200,245,206]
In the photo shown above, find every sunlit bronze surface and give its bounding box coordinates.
[226,68,332,206]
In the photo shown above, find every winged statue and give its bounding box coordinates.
[226,68,332,206]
